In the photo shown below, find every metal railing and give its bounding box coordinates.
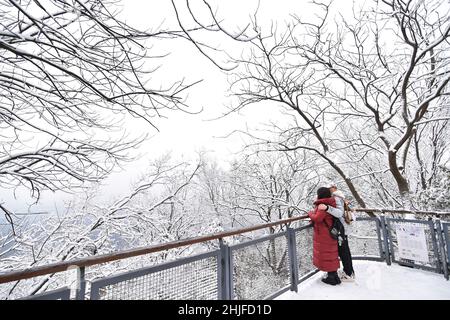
[439,222,450,280]
[230,230,290,300]
[348,217,384,261]
[385,218,441,272]
[90,250,220,300]
[0,215,309,300]
[1,209,449,300]
[355,209,449,280]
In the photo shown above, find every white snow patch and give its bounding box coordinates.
[276,261,450,300]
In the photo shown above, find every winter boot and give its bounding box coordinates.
[321,272,341,285]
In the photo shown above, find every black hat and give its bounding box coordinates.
[317,187,331,199]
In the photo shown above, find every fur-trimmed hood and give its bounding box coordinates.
[332,190,345,199]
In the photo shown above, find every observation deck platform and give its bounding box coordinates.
[277,260,450,300]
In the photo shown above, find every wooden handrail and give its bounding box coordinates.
[0,215,309,284]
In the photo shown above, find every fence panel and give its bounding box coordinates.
[386,218,440,273]
[90,250,220,300]
[442,222,450,279]
[230,232,290,300]
[443,223,450,262]
[348,217,384,261]
[293,225,317,282]
[3,269,73,301]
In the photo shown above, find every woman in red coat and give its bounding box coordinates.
[308,187,341,285]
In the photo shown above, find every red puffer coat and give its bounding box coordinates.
[307,197,339,272]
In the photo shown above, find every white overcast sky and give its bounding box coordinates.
[1,0,356,214]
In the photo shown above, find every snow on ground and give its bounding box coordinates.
[277,261,450,300]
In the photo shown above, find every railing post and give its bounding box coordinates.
[286,228,299,292]
[218,239,232,300]
[76,266,86,300]
[429,219,442,274]
[435,219,449,280]
[380,215,391,265]
[375,217,384,260]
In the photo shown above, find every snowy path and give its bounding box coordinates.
[277,261,450,300]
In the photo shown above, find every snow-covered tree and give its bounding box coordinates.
[0,0,199,225]
[0,155,212,299]
[175,0,450,211]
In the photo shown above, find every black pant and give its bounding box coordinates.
[338,235,354,276]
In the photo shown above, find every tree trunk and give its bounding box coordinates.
[388,151,412,209]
